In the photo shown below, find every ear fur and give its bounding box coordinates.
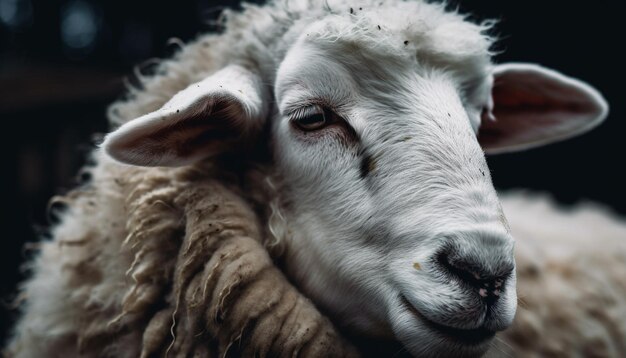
[103,65,268,166]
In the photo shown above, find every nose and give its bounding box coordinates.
[437,236,515,305]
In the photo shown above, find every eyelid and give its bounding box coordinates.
[284,94,343,117]
[288,104,325,121]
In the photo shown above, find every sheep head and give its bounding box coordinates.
[103,1,608,356]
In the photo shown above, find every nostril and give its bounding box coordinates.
[477,277,506,306]
[437,251,512,305]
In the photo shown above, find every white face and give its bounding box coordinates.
[272,27,516,357]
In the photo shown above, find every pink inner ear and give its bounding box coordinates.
[106,97,248,167]
[478,64,608,154]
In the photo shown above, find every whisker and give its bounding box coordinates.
[488,341,513,358]
[491,335,515,357]
[392,345,409,358]
[516,296,531,311]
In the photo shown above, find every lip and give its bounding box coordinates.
[400,295,495,346]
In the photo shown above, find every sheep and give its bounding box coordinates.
[7,0,625,357]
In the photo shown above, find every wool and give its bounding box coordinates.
[7,155,357,357]
[488,193,626,357]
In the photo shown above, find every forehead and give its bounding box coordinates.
[275,3,493,108]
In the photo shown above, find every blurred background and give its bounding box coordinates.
[0,0,623,347]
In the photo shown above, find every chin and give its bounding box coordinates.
[389,304,497,358]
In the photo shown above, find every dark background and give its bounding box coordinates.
[1,0,623,347]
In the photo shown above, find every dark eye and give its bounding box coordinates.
[291,104,328,131]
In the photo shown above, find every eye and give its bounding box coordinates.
[290,104,328,131]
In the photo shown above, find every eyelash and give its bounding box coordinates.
[289,104,324,120]
[289,104,333,131]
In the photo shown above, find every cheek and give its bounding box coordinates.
[273,132,378,218]
[274,125,358,185]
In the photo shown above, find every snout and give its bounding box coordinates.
[392,229,517,354]
[437,237,515,312]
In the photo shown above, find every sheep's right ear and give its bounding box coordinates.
[103,65,268,167]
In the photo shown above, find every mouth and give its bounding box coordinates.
[400,295,495,346]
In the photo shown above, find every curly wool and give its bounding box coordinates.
[7,154,357,357]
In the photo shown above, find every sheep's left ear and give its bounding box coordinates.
[103,65,268,166]
[478,63,608,154]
